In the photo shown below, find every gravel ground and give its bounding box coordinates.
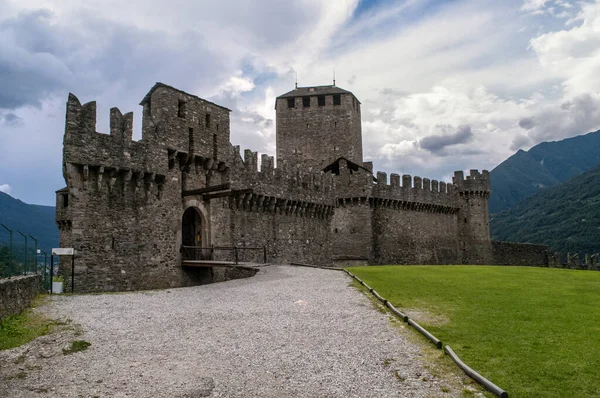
[0,265,468,397]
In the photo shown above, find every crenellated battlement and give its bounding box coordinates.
[453,169,490,196]
[62,93,168,201]
[228,146,336,205]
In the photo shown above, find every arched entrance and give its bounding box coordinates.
[181,207,205,260]
[182,207,202,247]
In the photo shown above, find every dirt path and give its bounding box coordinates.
[0,265,468,397]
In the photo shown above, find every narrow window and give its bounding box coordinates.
[333,94,341,105]
[287,97,295,108]
[334,122,337,128]
[302,96,310,108]
[306,123,309,129]
[62,193,69,208]
[318,95,325,106]
[216,123,219,131]
[188,128,194,152]
[464,218,468,224]
[112,237,116,250]
[146,99,152,116]
[205,114,211,128]
[178,100,186,118]
[213,134,218,159]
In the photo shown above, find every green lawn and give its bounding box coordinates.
[348,265,600,398]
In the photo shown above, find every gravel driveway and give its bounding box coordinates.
[1,265,466,397]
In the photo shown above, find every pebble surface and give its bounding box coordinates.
[1,265,465,397]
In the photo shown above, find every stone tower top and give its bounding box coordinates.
[275,84,363,171]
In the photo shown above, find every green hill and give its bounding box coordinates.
[490,165,600,254]
[0,191,58,257]
[490,130,600,213]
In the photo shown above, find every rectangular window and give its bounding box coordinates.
[302,96,311,108]
[287,98,295,108]
[178,100,186,118]
[318,95,325,106]
[62,193,69,208]
[205,114,211,128]
[333,94,341,106]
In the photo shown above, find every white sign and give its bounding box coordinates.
[52,248,75,256]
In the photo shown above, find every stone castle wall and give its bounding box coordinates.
[56,83,532,293]
[491,241,549,266]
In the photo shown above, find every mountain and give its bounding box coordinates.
[489,130,600,213]
[0,191,58,255]
[490,165,600,254]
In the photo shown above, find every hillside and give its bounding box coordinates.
[490,165,600,254]
[0,191,58,254]
[489,130,600,213]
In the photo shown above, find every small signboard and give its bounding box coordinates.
[52,248,75,256]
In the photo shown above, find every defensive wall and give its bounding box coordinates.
[56,83,554,292]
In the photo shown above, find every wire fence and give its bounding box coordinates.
[0,223,53,291]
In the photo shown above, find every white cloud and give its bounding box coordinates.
[521,0,549,12]
[0,184,12,195]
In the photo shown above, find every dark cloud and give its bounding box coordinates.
[518,117,535,130]
[0,112,23,127]
[510,133,532,151]
[0,10,71,108]
[0,8,229,111]
[419,125,473,154]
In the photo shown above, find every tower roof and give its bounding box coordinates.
[277,85,357,101]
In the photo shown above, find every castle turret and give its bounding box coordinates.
[454,170,492,264]
[275,85,363,170]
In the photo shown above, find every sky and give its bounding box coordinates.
[1,0,600,206]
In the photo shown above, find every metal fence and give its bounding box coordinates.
[0,223,53,291]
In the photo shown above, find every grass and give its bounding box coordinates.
[348,265,600,398]
[0,296,55,351]
[62,340,91,355]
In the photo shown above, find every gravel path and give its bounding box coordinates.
[1,265,466,397]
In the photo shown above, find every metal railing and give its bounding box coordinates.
[0,223,54,290]
[180,245,267,265]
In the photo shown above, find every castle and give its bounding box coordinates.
[56,82,546,292]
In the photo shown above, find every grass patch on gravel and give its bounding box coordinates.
[62,340,91,355]
[0,295,56,351]
[348,265,600,398]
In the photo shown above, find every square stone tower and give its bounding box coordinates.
[275,85,363,170]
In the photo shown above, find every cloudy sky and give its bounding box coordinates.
[1,0,600,206]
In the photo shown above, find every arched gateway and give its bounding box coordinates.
[181,204,209,262]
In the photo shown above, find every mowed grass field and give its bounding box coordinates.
[348,265,600,397]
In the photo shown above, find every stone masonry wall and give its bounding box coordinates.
[276,90,362,170]
[0,275,42,320]
[211,199,332,265]
[491,241,549,266]
[372,206,460,264]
